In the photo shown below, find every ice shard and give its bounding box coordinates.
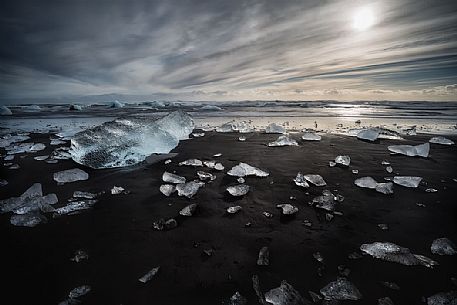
[357,128,380,141]
[293,173,309,188]
[388,143,430,157]
[10,212,47,227]
[431,238,457,255]
[179,203,198,216]
[227,184,250,196]
[264,281,308,305]
[162,172,186,184]
[227,206,242,214]
[320,278,362,301]
[301,132,321,141]
[70,111,194,168]
[257,247,270,266]
[176,181,204,198]
[179,159,203,167]
[429,136,455,145]
[276,204,298,215]
[265,123,286,134]
[427,291,457,305]
[393,176,422,188]
[303,174,326,186]
[160,184,176,196]
[268,135,298,147]
[223,291,247,305]
[53,200,97,216]
[335,155,350,166]
[355,177,393,194]
[360,242,438,268]
[53,169,89,184]
[227,163,269,177]
[139,266,160,283]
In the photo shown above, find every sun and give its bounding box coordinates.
[352,6,375,31]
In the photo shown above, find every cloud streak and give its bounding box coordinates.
[1,0,456,103]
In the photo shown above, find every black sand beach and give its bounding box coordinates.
[1,131,457,304]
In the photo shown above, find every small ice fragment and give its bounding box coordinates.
[213,153,222,157]
[162,171,186,184]
[0,179,8,187]
[329,161,336,167]
[388,143,430,157]
[429,136,454,145]
[276,204,298,215]
[197,171,216,181]
[393,176,422,188]
[223,291,247,305]
[293,173,309,188]
[352,169,359,174]
[204,160,225,170]
[237,177,245,184]
[10,212,47,227]
[257,247,270,266]
[382,160,390,165]
[34,155,49,161]
[302,132,321,141]
[263,211,273,218]
[50,139,66,145]
[53,200,96,216]
[70,250,89,262]
[238,136,246,142]
[354,177,378,189]
[53,168,89,184]
[380,281,400,290]
[216,121,237,133]
[386,166,393,173]
[4,155,14,161]
[71,191,96,200]
[30,143,46,152]
[227,206,242,214]
[378,223,389,230]
[360,242,438,267]
[431,238,457,255]
[164,159,171,164]
[176,181,204,198]
[378,297,395,305]
[268,135,298,147]
[264,281,306,305]
[303,174,326,186]
[311,190,338,212]
[320,278,362,300]
[192,132,205,137]
[111,186,128,195]
[425,188,438,193]
[313,252,324,263]
[227,162,269,177]
[335,155,350,166]
[9,164,20,169]
[265,123,286,134]
[152,218,178,230]
[179,203,197,216]
[325,213,334,221]
[376,183,394,195]
[159,184,176,196]
[68,285,91,299]
[426,291,457,305]
[139,266,160,283]
[179,159,203,167]
[357,128,380,141]
[227,184,250,196]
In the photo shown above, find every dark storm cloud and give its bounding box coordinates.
[1,0,457,102]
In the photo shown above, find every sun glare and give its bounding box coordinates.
[352,6,375,31]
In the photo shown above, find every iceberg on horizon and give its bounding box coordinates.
[70,111,194,169]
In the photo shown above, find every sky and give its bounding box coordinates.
[1,0,457,104]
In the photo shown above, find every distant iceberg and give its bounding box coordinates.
[109,100,124,108]
[200,105,223,111]
[70,111,194,169]
[0,106,12,115]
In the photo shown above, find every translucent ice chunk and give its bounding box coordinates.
[34,155,49,161]
[12,193,58,215]
[53,200,97,216]
[0,106,12,115]
[302,132,321,141]
[54,169,89,184]
[70,111,194,168]
[354,177,378,189]
[10,212,47,227]
[268,135,298,147]
[179,159,203,167]
[223,291,247,305]
[264,281,307,305]
[111,186,128,195]
[376,183,394,194]
[139,266,160,283]
[216,121,237,133]
[50,139,66,145]
[311,190,338,211]
[71,250,89,262]
[431,238,457,255]
[257,246,270,266]
[179,203,197,216]
[393,176,422,188]
[238,136,246,142]
[294,172,309,187]
[265,123,286,134]
[429,136,454,145]
[227,162,269,177]
[276,204,298,215]
[357,129,380,141]
[73,191,96,199]
[236,121,254,133]
[159,184,176,196]
[0,134,30,148]
[320,278,362,300]
[335,155,350,166]
[227,184,250,196]
[197,171,216,181]
[110,100,124,108]
[68,285,91,298]
[388,143,430,157]
[162,172,186,184]
[227,206,242,214]
[427,291,457,305]
[0,183,43,213]
[360,242,438,267]
[203,160,224,171]
[30,143,46,152]
[176,181,204,198]
[303,174,326,186]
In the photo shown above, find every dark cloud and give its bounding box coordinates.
[1,0,457,102]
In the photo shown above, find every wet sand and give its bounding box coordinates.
[1,131,457,304]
